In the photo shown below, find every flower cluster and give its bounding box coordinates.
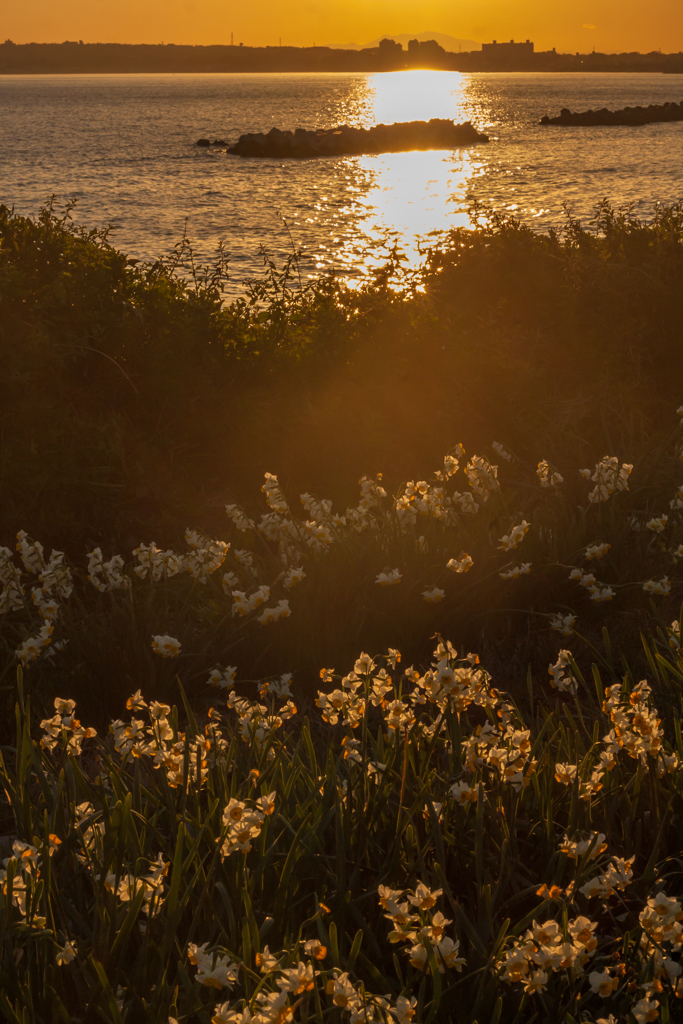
[1,545,25,613]
[498,520,530,551]
[16,619,54,666]
[549,612,576,637]
[580,456,633,503]
[110,695,228,788]
[87,548,130,591]
[537,460,563,488]
[40,697,97,755]
[379,882,466,975]
[548,650,578,694]
[500,563,532,580]
[104,853,169,916]
[188,943,240,990]
[220,793,275,857]
[499,914,600,993]
[569,568,615,603]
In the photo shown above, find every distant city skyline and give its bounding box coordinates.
[4,0,683,54]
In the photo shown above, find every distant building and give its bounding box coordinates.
[406,38,448,67]
[408,38,444,58]
[378,38,403,55]
[481,39,534,58]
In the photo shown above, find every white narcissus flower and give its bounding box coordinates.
[631,997,659,1024]
[499,563,532,580]
[588,969,618,996]
[585,542,611,560]
[498,520,530,551]
[151,635,181,658]
[422,587,445,603]
[447,554,473,573]
[257,600,291,625]
[643,577,671,596]
[549,612,576,636]
[376,568,402,586]
[55,940,76,966]
[554,763,578,785]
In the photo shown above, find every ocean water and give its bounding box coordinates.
[1,71,682,292]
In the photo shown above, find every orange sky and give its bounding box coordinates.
[5,0,683,53]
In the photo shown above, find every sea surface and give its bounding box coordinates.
[1,71,682,292]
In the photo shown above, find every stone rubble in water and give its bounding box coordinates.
[196,119,489,157]
[540,101,683,126]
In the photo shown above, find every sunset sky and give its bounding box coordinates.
[5,0,683,54]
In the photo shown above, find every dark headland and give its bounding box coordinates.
[541,101,683,126]
[198,119,489,158]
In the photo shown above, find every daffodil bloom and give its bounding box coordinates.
[193,949,239,990]
[499,563,531,580]
[283,566,305,589]
[391,995,417,1023]
[549,612,576,637]
[327,972,360,1010]
[301,938,327,960]
[589,585,615,603]
[15,619,54,666]
[523,969,548,994]
[554,763,577,785]
[492,441,512,462]
[447,553,473,573]
[208,666,237,689]
[560,833,607,859]
[449,780,478,804]
[589,970,618,996]
[643,577,671,596]
[498,521,530,551]
[569,915,598,951]
[257,600,291,625]
[378,885,405,909]
[646,515,668,532]
[55,940,76,966]
[253,991,293,1024]
[255,945,280,973]
[276,962,317,994]
[408,882,443,910]
[585,542,611,561]
[151,635,181,658]
[212,1004,252,1024]
[354,653,376,675]
[537,460,563,487]
[671,486,683,510]
[631,997,659,1023]
[422,587,445,603]
[376,568,402,586]
[225,505,255,532]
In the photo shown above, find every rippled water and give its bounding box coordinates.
[1,71,682,291]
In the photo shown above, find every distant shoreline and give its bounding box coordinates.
[2,69,682,76]
[1,40,682,76]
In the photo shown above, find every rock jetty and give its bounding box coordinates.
[540,102,683,127]
[207,119,488,158]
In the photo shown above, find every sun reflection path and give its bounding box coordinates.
[311,71,489,284]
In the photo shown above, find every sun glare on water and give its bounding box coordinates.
[318,71,487,282]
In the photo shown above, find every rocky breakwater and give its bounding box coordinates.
[219,119,488,158]
[540,101,683,127]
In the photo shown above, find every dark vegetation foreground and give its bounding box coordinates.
[1,201,683,1023]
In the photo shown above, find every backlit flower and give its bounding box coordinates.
[151,635,181,658]
[376,569,402,586]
